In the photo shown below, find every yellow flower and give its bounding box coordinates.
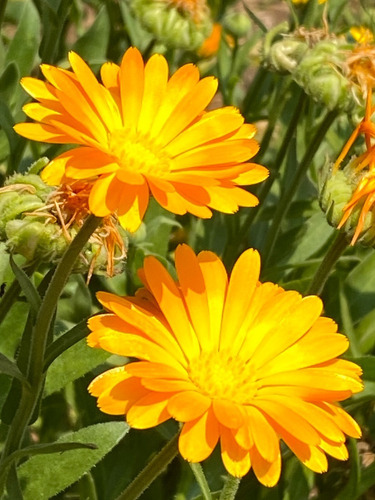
[350,26,374,44]
[87,245,362,485]
[14,48,267,233]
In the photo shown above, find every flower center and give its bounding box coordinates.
[188,351,258,404]
[109,129,171,177]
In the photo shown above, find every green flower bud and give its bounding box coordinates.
[223,12,251,38]
[267,39,309,73]
[319,159,375,245]
[130,0,212,50]
[5,218,67,262]
[293,41,354,112]
[0,170,127,275]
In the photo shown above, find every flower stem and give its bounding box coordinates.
[262,109,338,268]
[219,475,240,500]
[0,215,102,466]
[307,231,349,296]
[116,433,179,500]
[189,462,212,500]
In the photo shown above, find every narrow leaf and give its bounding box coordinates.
[0,353,30,389]
[9,255,41,314]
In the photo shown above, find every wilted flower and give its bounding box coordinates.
[15,48,268,233]
[0,168,126,276]
[88,245,362,485]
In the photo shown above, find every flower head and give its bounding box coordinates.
[330,88,375,244]
[15,48,267,233]
[87,245,362,485]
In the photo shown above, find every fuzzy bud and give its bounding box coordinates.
[130,0,212,50]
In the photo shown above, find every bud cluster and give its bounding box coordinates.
[130,0,212,51]
[0,166,127,276]
[265,31,360,112]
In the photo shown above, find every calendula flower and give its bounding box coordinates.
[330,88,375,244]
[88,245,362,485]
[198,23,222,57]
[15,48,267,233]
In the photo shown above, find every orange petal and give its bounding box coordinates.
[168,391,211,422]
[246,406,279,462]
[175,244,212,350]
[143,256,201,360]
[250,445,281,487]
[119,47,144,129]
[137,53,169,135]
[179,408,219,462]
[127,392,171,429]
[220,248,260,352]
[220,427,251,478]
[196,250,228,349]
[213,399,244,429]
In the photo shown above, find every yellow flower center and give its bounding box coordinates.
[188,351,258,404]
[109,129,171,177]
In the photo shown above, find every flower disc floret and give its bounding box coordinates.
[87,244,362,485]
[15,48,268,232]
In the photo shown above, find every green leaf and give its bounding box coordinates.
[44,337,110,396]
[0,353,30,388]
[72,6,110,62]
[9,255,41,314]
[349,356,375,381]
[5,1,40,93]
[18,422,129,500]
[0,62,20,102]
[44,319,90,370]
[335,439,361,499]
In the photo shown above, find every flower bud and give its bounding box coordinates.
[319,159,375,245]
[223,12,251,38]
[267,39,308,73]
[130,0,212,50]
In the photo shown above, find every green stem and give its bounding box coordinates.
[0,215,102,466]
[262,109,338,268]
[219,476,240,500]
[307,231,349,296]
[189,462,212,500]
[116,433,179,500]
[242,89,307,233]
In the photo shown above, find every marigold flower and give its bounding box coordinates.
[331,88,375,244]
[87,244,362,485]
[14,48,267,233]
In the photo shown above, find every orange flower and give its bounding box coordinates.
[333,89,375,244]
[198,23,222,57]
[14,48,267,232]
[87,245,362,485]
